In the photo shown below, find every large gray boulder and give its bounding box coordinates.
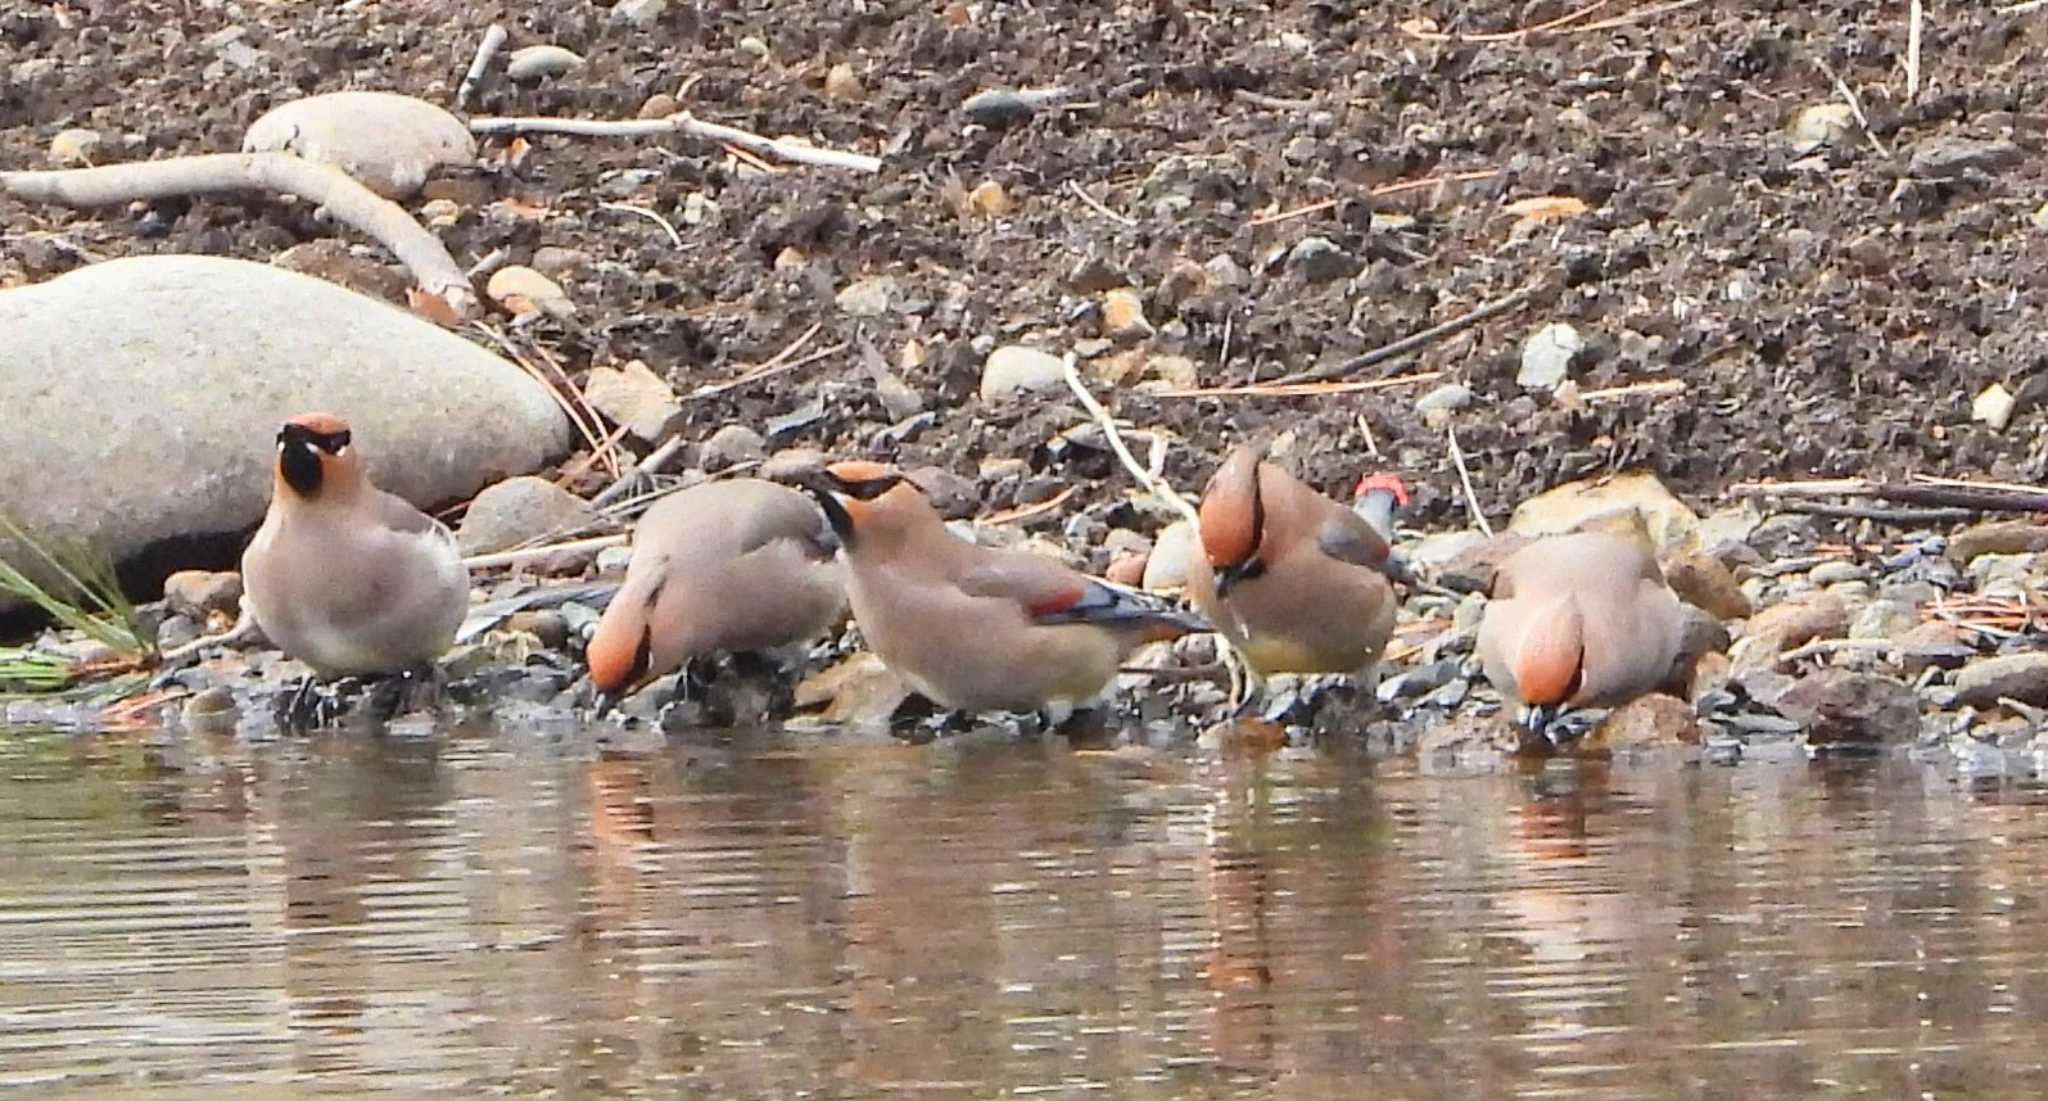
[0,255,570,607]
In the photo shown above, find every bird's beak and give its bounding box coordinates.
[1517,702,1559,735]
[1214,560,1254,598]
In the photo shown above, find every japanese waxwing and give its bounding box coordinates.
[241,412,470,679]
[585,477,847,703]
[801,460,1206,722]
[1186,443,1407,679]
[1476,530,1688,732]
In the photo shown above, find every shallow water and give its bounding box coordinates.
[4,723,2048,1099]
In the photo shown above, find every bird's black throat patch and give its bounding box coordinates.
[276,423,350,497]
[279,438,324,496]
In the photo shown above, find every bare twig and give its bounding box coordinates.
[456,23,508,111]
[684,339,844,402]
[469,113,883,172]
[1246,169,1502,227]
[1060,355,1200,527]
[1067,179,1136,226]
[0,153,476,314]
[1998,0,2048,12]
[590,433,689,509]
[1446,424,1493,537]
[1814,56,1891,158]
[1775,637,1901,666]
[597,202,683,247]
[1732,478,2048,513]
[1906,0,1924,103]
[980,485,1079,526]
[1271,282,1539,385]
[1402,0,1612,42]
[157,611,258,665]
[466,247,511,280]
[1157,370,1442,399]
[1579,378,1687,402]
[463,533,628,571]
[1231,89,1316,111]
[1762,501,1980,525]
[1357,413,1379,459]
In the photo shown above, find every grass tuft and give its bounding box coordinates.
[0,515,157,698]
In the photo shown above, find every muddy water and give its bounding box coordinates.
[3,725,2047,1099]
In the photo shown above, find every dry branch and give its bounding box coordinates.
[1271,282,1539,386]
[463,533,628,571]
[1732,478,2048,514]
[0,153,476,315]
[469,113,883,173]
[457,23,508,111]
[1156,370,1442,400]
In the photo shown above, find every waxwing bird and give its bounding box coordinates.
[1185,443,1407,681]
[585,478,847,706]
[800,461,1205,723]
[241,413,470,697]
[1475,530,1688,737]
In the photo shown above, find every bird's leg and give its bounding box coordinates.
[1220,643,1267,718]
[394,663,447,717]
[277,675,318,730]
[1545,708,1606,747]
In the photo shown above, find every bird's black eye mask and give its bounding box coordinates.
[276,424,349,496]
[824,470,907,501]
[278,423,351,454]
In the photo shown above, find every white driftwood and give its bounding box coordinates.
[469,112,884,173]
[456,23,509,110]
[0,152,476,315]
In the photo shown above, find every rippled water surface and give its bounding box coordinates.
[6,722,2048,1099]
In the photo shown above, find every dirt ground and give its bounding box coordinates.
[5,0,2046,533]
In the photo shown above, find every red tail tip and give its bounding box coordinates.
[1354,473,1410,508]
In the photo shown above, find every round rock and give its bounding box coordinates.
[242,91,477,200]
[0,255,569,607]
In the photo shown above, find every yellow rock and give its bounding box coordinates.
[824,62,864,101]
[968,179,1011,217]
[48,128,100,166]
[1507,470,1699,554]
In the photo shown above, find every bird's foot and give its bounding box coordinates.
[1541,708,1606,748]
[275,675,343,731]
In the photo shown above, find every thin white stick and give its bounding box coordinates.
[1357,413,1380,459]
[1446,424,1493,537]
[1060,355,1199,527]
[1067,179,1136,226]
[590,433,689,508]
[463,533,628,571]
[598,202,683,247]
[469,112,883,173]
[456,23,508,110]
[1814,57,1891,158]
[0,153,477,314]
[1996,0,2045,15]
[1906,0,1923,103]
[157,611,258,664]
[466,246,510,280]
